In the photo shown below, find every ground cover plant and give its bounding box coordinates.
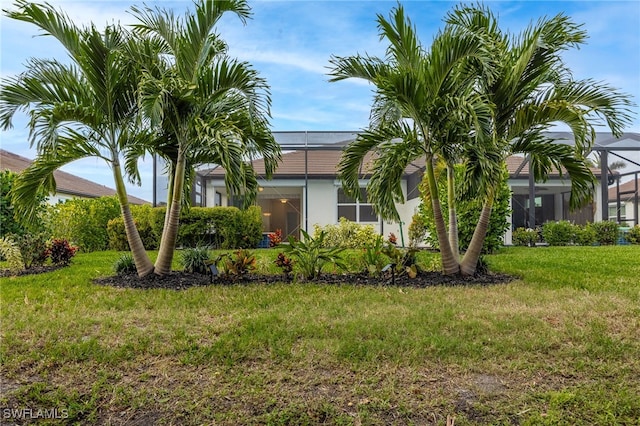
[1,246,639,425]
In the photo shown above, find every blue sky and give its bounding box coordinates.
[1,0,639,202]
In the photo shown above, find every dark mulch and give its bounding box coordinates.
[93,270,515,290]
[0,265,66,278]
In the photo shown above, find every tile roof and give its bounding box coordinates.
[608,178,639,202]
[1,149,148,205]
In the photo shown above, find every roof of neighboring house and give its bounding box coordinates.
[1,149,148,205]
[608,178,639,202]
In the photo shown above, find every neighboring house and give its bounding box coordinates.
[1,149,148,205]
[191,131,638,245]
[608,177,640,226]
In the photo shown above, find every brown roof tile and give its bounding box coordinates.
[608,178,639,201]
[1,149,148,205]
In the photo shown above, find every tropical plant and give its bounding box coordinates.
[274,252,293,278]
[573,224,597,246]
[1,1,155,275]
[217,249,256,276]
[268,229,283,247]
[0,236,25,273]
[48,238,77,266]
[313,217,383,249]
[361,235,387,276]
[9,232,49,268]
[0,170,46,237]
[444,4,634,273]
[130,0,280,276]
[329,4,495,276]
[113,253,136,275]
[180,246,211,274]
[330,4,634,276]
[282,230,346,281]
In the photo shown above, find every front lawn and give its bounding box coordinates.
[1,246,638,425]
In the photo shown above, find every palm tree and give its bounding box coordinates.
[0,0,156,276]
[446,5,635,275]
[131,0,281,276]
[329,4,494,275]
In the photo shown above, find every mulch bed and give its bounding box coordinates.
[93,270,515,290]
[0,265,66,278]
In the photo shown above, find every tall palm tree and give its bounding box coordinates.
[0,0,156,276]
[131,0,280,276]
[446,5,635,275]
[329,4,494,275]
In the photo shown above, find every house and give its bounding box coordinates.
[1,149,148,205]
[608,177,639,226]
[188,131,639,245]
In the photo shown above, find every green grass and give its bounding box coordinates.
[1,246,639,425]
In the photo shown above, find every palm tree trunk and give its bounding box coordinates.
[159,162,175,250]
[460,192,494,276]
[112,163,154,277]
[447,165,459,260]
[425,156,460,275]
[154,151,186,276]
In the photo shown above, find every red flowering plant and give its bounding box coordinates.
[48,238,78,266]
[387,233,397,245]
[274,252,294,279]
[268,229,283,247]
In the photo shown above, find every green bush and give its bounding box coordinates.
[46,196,120,252]
[313,218,381,249]
[107,206,159,251]
[113,253,136,275]
[573,224,597,246]
[407,214,429,248]
[590,221,619,245]
[512,227,538,247]
[421,165,511,254]
[542,221,575,246]
[0,170,47,237]
[626,225,640,244]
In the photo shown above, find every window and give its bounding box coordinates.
[215,191,222,207]
[609,203,626,220]
[337,187,378,223]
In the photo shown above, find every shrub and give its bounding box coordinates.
[46,197,120,252]
[218,249,257,276]
[590,221,619,245]
[542,221,574,246]
[573,224,597,246]
[1,170,47,237]
[107,213,158,252]
[283,230,346,280]
[180,246,211,274]
[407,214,428,247]
[512,228,538,247]
[626,225,640,244]
[269,229,283,247]
[0,236,25,273]
[10,233,49,268]
[113,253,136,275]
[361,235,387,276]
[48,239,78,266]
[381,238,420,278]
[274,252,293,278]
[313,218,381,249]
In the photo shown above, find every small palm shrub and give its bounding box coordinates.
[283,230,346,280]
[512,228,539,247]
[180,246,211,274]
[590,221,619,245]
[542,221,574,246]
[626,225,640,244]
[0,236,25,273]
[48,239,78,266]
[113,253,136,275]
